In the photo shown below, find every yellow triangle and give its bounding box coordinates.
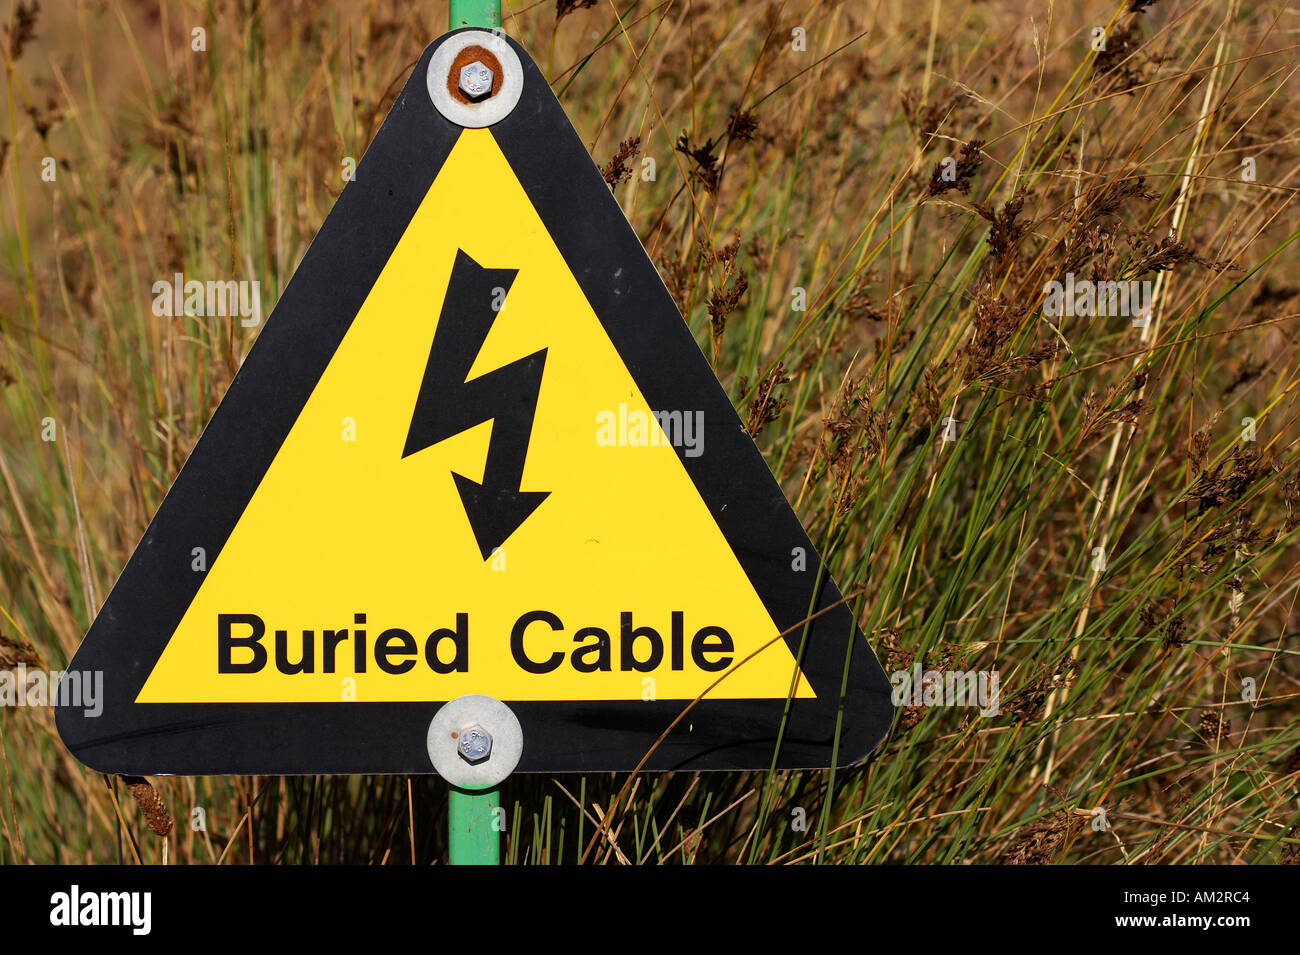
[138,129,814,704]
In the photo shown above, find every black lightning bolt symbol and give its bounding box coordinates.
[403,250,549,559]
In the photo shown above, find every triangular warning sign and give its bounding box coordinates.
[56,29,894,774]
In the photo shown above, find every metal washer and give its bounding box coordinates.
[426,31,523,128]
[427,694,523,789]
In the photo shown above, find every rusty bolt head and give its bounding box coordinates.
[458,61,494,101]
[457,724,492,764]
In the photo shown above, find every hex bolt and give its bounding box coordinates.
[457,724,492,764]
[457,61,495,102]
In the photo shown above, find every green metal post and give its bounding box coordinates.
[449,0,501,30]
[443,0,504,868]
[448,785,501,865]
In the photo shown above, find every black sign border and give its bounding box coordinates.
[56,30,895,774]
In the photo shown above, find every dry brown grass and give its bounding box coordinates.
[1,0,1299,863]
